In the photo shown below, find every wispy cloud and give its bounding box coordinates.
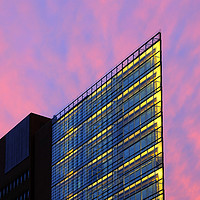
[0,1,200,199]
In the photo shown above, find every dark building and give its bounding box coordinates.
[51,32,164,199]
[0,113,51,200]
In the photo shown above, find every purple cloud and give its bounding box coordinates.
[1,0,200,199]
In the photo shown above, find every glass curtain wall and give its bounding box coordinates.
[51,32,164,200]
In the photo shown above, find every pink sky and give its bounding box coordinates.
[1,0,200,199]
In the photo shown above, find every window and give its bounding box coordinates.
[135,116,140,128]
[128,74,134,84]
[124,148,129,159]
[134,93,140,104]
[147,82,153,94]
[124,101,129,112]
[140,64,145,75]
[124,124,129,135]
[146,109,152,120]
[123,77,129,88]
[135,142,140,152]
[130,120,134,131]
[134,69,139,80]
[146,59,152,70]
[135,192,141,199]
[141,88,146,99]
[24,172,26,181]
[129,96,134,107]
[130,145,134,155]
[141,112,146,124]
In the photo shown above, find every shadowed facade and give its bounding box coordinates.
[0,113,51,200]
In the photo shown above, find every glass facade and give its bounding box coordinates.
[51,32,164,200]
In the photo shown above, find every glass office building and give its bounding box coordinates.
[51,32,164,200]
